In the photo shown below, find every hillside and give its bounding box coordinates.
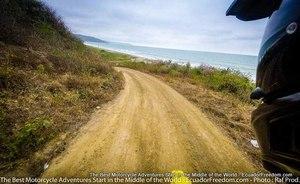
[74,34,107,43]
[0,0,123,176]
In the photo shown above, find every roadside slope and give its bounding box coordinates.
[43,68,256,177]
[0,0,123,175]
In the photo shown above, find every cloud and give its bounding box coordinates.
[42,0,267,55]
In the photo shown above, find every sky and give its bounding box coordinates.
[42,0,267,55]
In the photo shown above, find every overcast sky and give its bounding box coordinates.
[42,0,267,55]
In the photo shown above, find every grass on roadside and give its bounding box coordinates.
[0,44,123,172]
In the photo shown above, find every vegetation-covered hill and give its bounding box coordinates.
[0,0,123,175]
[74,34,107,43]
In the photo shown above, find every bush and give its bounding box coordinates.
[11,117,53,158]
[169,69,182,77]
[0,116,53,162]
[36,64,46,74]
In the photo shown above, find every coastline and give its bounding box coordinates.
[85,42,256,82]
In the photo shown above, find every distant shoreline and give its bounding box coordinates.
[85,42,167,62]
[85,42,256,81]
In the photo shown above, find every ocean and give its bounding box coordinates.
[85,41,258,81]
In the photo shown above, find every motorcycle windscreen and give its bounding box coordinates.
[226,0,282,21]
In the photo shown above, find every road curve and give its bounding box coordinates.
[42,67,256,177]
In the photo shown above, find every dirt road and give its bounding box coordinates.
[42,67,256,177]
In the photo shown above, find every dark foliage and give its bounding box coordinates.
[0,0,79,46]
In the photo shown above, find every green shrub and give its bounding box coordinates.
[36,64,45,74]
[198,68,254,101]
[169,69,182,77]
[0,108,11,162]
[190,67,203,76]
[156,65,170,74]
[38,22,55,37]
[0,116,53,162]
[11,117,53,158]
[0,68,9,89]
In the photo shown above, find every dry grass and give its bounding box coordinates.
[0,44,123,175]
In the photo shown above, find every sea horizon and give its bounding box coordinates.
[85,41,258,81]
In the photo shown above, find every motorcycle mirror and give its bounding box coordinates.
[226,0,282,21]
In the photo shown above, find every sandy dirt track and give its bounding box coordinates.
[42,67,256,177]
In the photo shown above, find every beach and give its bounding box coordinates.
[85,41,258,81]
